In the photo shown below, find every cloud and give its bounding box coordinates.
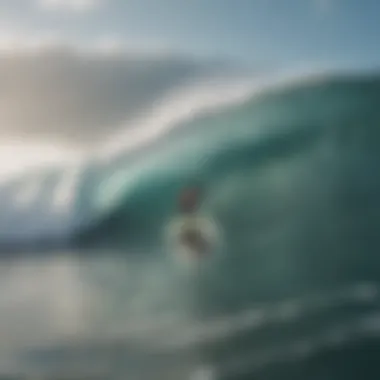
[36,0,101,12]
[0,38,222,149]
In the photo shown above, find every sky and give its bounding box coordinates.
[0,0,379,69]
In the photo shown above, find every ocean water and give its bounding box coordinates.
[1,71,380,379]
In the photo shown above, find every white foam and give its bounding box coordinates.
[13,176,45,208]
[0,141,84,182]
[165,215,223,270]
[51,166,83,211]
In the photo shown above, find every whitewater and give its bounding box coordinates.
[1,62,380,380]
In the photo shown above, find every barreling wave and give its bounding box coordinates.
[0,71,380,259]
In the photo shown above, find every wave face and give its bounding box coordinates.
[1,72,380,378]
[76,73,380,255]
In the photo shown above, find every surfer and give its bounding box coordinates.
[178,186,202,214]
[176,186,211,257]
[165,185,221,264]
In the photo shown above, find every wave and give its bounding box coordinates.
[76,72,380,250]
[0,71,380,256]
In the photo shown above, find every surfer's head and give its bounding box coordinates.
[178,186,201,213]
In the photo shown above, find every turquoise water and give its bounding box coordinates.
[1,73,380,379]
